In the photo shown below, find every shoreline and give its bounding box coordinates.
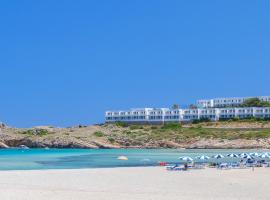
[0,166,269,200]
[2,147,270,150]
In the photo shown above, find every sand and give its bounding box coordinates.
[0,167,269,200]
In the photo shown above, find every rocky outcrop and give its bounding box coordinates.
[1,137,270,149]
[91,141,120,149]
[0,141,9,148]
[1,123,270,149]
[185,138,270,149]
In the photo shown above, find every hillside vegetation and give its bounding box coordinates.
[0,121,270,149]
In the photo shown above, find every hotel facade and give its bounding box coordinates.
[197,96,270,108]
[105,96,270,124]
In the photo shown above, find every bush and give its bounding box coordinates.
[94,131,104,137]
[192,118,211,124]
[21,129,49,136]
[21,130,32,135]
[162,122,182,130]
[151,126,158,130]
[129,125,143,130]
[232,117,240,121]
[124,130,132,135]
[196,125,202,129]
[220,117,270,122]
[115,121,128,127]
[108,137,115,143]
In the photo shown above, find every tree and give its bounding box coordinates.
[171,104,180,109]
[241,98,270,107]
[188,104,198,109]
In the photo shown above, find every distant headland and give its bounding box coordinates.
[1,119,270,149]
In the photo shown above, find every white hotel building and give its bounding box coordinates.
[197,96,270,108]
[105,96,270,124]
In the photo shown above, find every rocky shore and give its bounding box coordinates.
[0,121,270,149]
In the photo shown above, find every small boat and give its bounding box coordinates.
[117,156,128,160]
[18,145,30,149]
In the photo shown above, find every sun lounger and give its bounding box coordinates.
[166,165,177,170]
[166,164,186,171]
[217,163,229,170]
[173,166,186,171]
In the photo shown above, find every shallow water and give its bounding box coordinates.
[0,148,268,170]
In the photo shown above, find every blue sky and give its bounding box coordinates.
[0,1,270,127]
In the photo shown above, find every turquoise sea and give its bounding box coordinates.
[0,149,267,170]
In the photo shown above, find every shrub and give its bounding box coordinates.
[94,131,104,137]
[196,125,202,129]
[124,131,132,135]
[232,117,240,121]
[108,137,115,143]
[151,126,158,130]
[129,125,143,130]
[21,129,49,136]
[192,118,211,124]
[162,122,182,130]
[21,130,32,135]
[115,121,128,127]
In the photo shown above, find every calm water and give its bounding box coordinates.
[0,149,267,170]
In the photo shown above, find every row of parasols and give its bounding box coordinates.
[179,152,270,162]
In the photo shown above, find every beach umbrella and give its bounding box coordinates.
[117,156,128,161]
[212,154,224,159]
[227,153,239,158]
[239,153,249,158]
[249,152,261,157]
[240,154,253,159]
[195,155,210,160]
[178,156,193,162]
[259,153,270,159]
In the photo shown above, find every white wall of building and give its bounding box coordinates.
[105,107,270,123]
[106,96,270,123]
[197,96,270,108]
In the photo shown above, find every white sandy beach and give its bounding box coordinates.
[0,167,269,200]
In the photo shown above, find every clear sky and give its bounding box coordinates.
[1,1,270,127]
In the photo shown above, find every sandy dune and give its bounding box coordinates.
[0,167,269,200]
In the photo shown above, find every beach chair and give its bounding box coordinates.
[173,166,186,171]
[166,164,178,171]
[218,163,229,170]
